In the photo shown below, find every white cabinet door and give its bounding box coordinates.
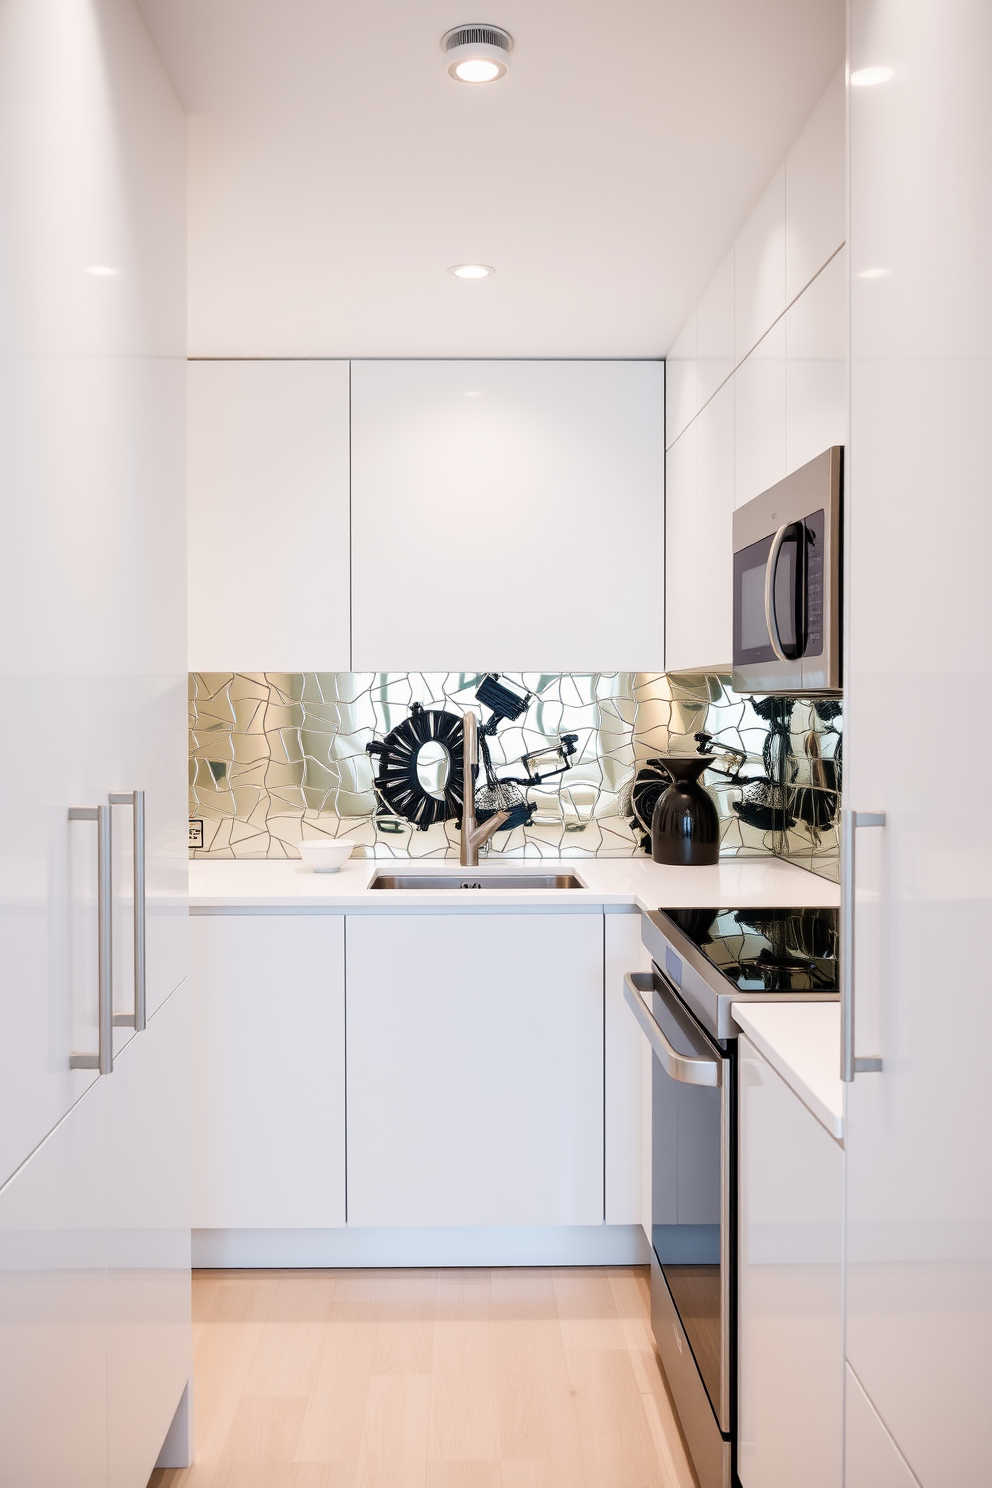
[190,914,346,1228]
[346,912,604,1227]
[188,359,352,671]
[738,1036,842,1488]
[664,420,697,673]
[0,0,187,1189]
[0,1079,109,1488]
[604,913,646,1225]
[350,360,665,672]
[844,2,992,1484]
[106,981,191,1488]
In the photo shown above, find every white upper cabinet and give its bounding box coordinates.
[188,359,351,672]
[663,68,845,675]
[696,248,736,412]
[785,68,845,303]
[350,360,665,672]
[785,248,847,475]
[735,166,786,365]
[666,313,698,449]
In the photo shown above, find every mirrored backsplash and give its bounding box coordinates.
[189,671,842,881]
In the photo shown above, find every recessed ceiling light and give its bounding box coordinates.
[464,390,482,397]
[857,267,891,279]
[442,24,512,83]
[86,265,119,276]
[851,66,894,86]
[449,264,494,279]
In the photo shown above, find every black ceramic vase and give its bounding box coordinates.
[651,756,720,866]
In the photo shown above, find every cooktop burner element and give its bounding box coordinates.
[661,906,839,993]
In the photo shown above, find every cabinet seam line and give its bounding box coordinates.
[665,239,847,454]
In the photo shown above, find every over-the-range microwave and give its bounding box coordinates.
[732,446,842,696]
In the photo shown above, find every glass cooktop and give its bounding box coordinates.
[660,906,839,993]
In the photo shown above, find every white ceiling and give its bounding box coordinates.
[138,0,844,359]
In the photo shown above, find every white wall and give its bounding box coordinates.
[664,68,846,672]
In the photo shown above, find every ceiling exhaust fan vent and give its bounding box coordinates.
[443,24,512,55]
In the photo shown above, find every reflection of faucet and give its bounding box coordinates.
[460,710,509,866]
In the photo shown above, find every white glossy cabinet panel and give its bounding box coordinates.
[0,0,187,1189]
[844,1366,918,1488]
[735,167,786,364]
[604,914,646,1225]
[188,359,351,671]
[735,317,786,509]
[738,1036,842,1488]
[845,3,992,1484]
[0,1080,109,1488]
[107,983,191,1488]
[350,360,665,672]
[693,380,735,669]
[663,422,697,674]
[346,913,604,1227]
[785,249,847,476]
[190,914,346,1229]
[785,68,845,303]
[696,247,736,412]
[666,314,698,448]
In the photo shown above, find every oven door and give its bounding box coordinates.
[624,970,733,1488]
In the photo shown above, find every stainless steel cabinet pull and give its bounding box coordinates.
[109,790,146,1031]
[841,808,886,1081]
[764,523,791,662]
[69,805,113,1074]
[623,973,722,1087]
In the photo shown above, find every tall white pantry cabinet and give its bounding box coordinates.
[0,3,191,1486]
[844,3,992,1485]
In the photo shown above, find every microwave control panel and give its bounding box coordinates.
[804,507,825,657]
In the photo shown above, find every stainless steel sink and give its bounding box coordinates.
[368,872,585,891]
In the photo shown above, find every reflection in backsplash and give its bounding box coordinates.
[188,672,841,880]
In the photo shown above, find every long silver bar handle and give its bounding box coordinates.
[109,790,146,1031]
[623,973,722,1087]
[763,523,792,662]
[841,808,885,1081]
[69,805,113,1075]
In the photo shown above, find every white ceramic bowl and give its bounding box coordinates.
[298,840,354,873]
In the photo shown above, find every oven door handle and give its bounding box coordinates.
[764,522,792,662]
[623,973,722,1087]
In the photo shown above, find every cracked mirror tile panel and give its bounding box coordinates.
[188,672,841,881]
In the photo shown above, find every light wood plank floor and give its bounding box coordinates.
[149,1267,696,1488]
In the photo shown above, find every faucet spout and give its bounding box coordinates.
[460,710,510,867]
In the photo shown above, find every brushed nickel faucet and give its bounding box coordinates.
[460,710,509,866]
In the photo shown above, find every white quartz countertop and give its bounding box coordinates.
[189,855,840,913]
[732,1001,844,1141]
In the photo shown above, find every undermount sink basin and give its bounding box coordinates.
[368,872,585,891]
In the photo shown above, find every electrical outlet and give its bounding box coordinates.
[188,819,204,849]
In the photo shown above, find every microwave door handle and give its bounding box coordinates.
[764,523,791,662]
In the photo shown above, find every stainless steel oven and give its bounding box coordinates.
[625,903,841,1488]
[624,967,733,1488]
[732,446,842,696]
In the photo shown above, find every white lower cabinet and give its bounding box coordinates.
[0,1077,109,1488]
[345,912,605,1228]
[0,983,191,1488]
[106,982,192,1488]
[738,1035,842,1488]
[190,914,346,1228]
